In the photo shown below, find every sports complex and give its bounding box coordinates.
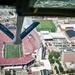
[0,28,41,68]
[0,18,56,70]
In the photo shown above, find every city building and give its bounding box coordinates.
[31,60,52,75]
[62,47,75,66]
[58,23,75,42]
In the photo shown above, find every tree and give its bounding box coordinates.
[48,51,54,59]
[56,59,60,64]
[54,52,60,59]
[54,65,57,69]
[59,65,64,73]
[51,29,56,32]
[49,59,55,64]
[48,54,52,59]
[34,64,38,67]
[13,70,16,75]
[54,66,59,74]
[56,59,61,65]
[48,51,60,59]
[5,70,11,75]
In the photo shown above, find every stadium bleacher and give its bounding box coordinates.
[0,29,41,66]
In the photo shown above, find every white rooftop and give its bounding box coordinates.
[22,17,33,29]
[65,62,75,69]
[3,66,22,70]
[40,60,52,70]
[31,67,45,72]
[60,24,75,29]
[50,32,65,39]
[40,31,53,39]
[40,31,49,33]
[31,60,52,72]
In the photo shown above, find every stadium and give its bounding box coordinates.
[0,25,41,69]
[0,16,57,70]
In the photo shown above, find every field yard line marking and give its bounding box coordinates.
[5,44,7,58]
[2,44,4,58]
[19,45,21,58]
[5,44,6,58]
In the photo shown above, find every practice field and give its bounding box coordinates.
[33,20,56,32]
[4,43,22,58]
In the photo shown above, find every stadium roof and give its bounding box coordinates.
[3,66,22,70]
[66,30,75,38]
[0,54,34,66]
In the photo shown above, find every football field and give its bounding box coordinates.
[4,43,22,58]
[33,20,56,32]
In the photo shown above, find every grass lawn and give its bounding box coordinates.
[4,43,22,58]
[33,20,56,32]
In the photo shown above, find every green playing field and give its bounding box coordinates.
[4,43,22,58]
[33,20,56,32]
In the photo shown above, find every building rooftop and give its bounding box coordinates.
[40,31,53,40]
[65,62,75,69]
[63,47,75,53]
[65,30,75,38]
[31,60,52,72]
[59,24,75,29]
[50,32,65,39]
[63,53,75,64]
